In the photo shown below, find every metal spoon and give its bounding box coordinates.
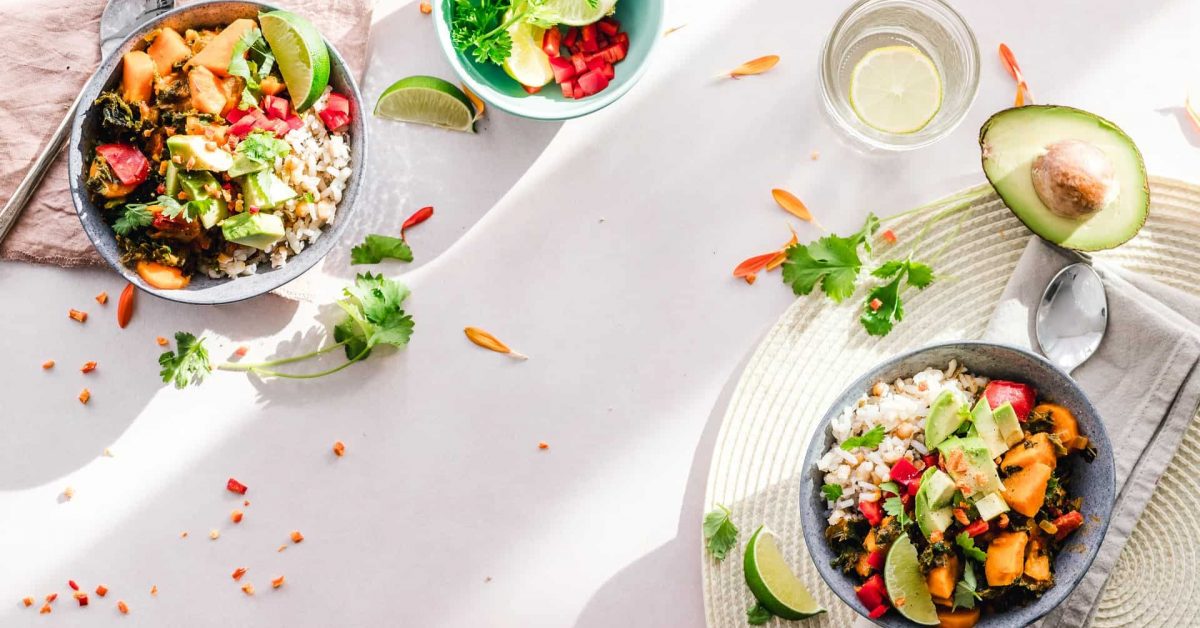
[0,0,174,243]
[1036,261,1108,373]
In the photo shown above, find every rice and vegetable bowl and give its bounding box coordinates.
[815,361,1097,626]
[83,11,354,290]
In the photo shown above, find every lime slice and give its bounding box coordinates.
[744,526,827,620]
[884,535,941,625]
[501,17,553,88]
[849,45,943,134]
[534,0,618,26]
[375,76,476,132]
[260,10,331,112]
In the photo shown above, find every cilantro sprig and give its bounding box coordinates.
[820,483,843,502]
[841,425,885,451]
[702,503,738,561]
[953,561,982,610]
[882,495,908,528]
[955,530,987,562]
[227,27,276,108]
[158,274,414,388]
[351,234,414,265]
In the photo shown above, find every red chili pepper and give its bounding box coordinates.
[868,604,890,619]
[965,519,989,537]
[858,500,883,526]
[226,478,248,495]
[856,574,888,610]
[866,550,885,572]
[68,580,79,591]
[401,206,434,239]
[889,458,920,484]
[1052,510,1084,540]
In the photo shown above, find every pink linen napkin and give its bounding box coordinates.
[0,0,371,266]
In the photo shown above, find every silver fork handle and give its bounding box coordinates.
[0,89,88,243]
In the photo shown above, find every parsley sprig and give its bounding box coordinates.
[702,503,739,560]
[450,0,600,65]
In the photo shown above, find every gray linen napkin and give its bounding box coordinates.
[986,238,1200,627]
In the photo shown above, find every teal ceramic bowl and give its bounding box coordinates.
[432,1,665,120]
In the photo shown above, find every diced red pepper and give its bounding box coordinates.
[597,17,620,36]
[580,23,596,44]
[905,479,920,498]
[228,112,259,137]
[856,574,888,610]
[1053,510,1084,540]
[984,380,1037,421]
[577,70,609,96]
[572,83,585,99]
[599,61,615,80]
[868,604,890,619]
[68,580,79,591]
[522,84,542,95]
[563,27,578,48]
[542,27,561,58]
[615,31,629,51]
[965,519,989,537]
[95,144,150,186]
[285,114,304,131]
[226,107,253,124]
[319,92,353,132]
[599,44,626,64]
[226,477,248,495]
[262,94,290,120]
[923,453,939,470]
[549,56,577,84]
[889,458,920,484]
[866,550,885,572]
[559,80,575,99]
[571,54,588,75]
[858,499,883,526]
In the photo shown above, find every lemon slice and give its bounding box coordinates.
[850,45,943,134]
[501,17,553,88]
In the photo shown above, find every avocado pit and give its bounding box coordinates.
[1030,139,1118,219]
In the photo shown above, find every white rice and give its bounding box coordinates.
[204,88,352,278]
[815,360,990,525]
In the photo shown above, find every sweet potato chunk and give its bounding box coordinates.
[137,261,189,290]
[1036,403,1081,451]
[147,27,191,75]
[1002,462,1053,517]
[121,51,155,103]
[1002,432,1057,471]
[926,552,959,600]
[186,18,256,76]
[188,66,227,115]
[937,607,981,628]
[1024,533,1051,581]
[985,531,1028,587]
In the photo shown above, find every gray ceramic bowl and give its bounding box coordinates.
[799,341,1115,627]
[68,1,366,304]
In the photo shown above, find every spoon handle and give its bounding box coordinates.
[0,88,87,244]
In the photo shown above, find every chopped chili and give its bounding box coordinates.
[333,441,345,457]
[95,585,108,597]
[39,603,51,614]
[74,592,88,606]
[241,583,255,595]
[232,567,247,581]
[95,292,108,304]
[68,580,79,591]
[226,478,248,495]
[290,530,304,544]
[1053,510,1084,540]
[538,441,549,450]
[69,309,87,323]
[42,360,54,369]
[118,600,129,614]
[965,519,989,537]
[45,593,58,603]
[401,206,434,239]
[81,361,97,374]
[79,389,91,404]
[881,229,898,244]
[231,509,244,524]
[156,336,169,346]
[23,597,33,607]
[271,576,285,589]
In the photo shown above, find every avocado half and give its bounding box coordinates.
[979,105,1149,251]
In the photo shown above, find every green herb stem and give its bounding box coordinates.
[217,341,347,372]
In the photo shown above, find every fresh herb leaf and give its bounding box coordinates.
[781,213,879,303]
[112,203,153,235]
[953,561,981,610]
[333,273,415,360]
[237,132,291,162]
[955,531,987,562]
[747,603,773,625]
[350,234,415,265]
[872,259,906,279]
[158,332,212,389]
[821,483,843,501]
[450,0,515,65]
[861,258,937,337]
[227,27,275,107]
[841,425,885,451]
[883,495,908,527]
[879,481,901,496]
[905,260,935,288]
[303,192,316,203]
[703,503,738,560]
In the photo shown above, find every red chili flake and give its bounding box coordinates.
[42,360,54,369]
[231,567,247,581]
[156,336,169,346]
[45,593,58,603]
[74,592,88,606]
[290,530,304,544]
[869,298,883,311]
[68,309,88,323]
[22,596,33,607]
[243,500,250,507]
[233,346,248,357]
[231,509,244,524]
[881,229,897,244]
[79,389,91,404]
[39,603,51,614]
[117,600,129,614]
[538,441,549,450]
[95,292,108,305]
[68,580,79,591]
[226,478,248,495]
[332,441,345,457]
[81,361,97,374]
[401,206,434,239]
[271,576,285,589]
[95,585,108,597]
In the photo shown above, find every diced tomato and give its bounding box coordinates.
[228,112,259,137]
[866,550,885,572]
[965,519,989,537]
[905,479,920,497]
[563,27,578,48]
[262,94,290,120]
[599,44,626,64]
[984,380,1037,421]
[923,453,938,470]
[596,34,610,49]
[1053,510,1084,540]
[522,84,542,94]
[571,54,588,75]
[560,80,574,99]
[572,83,584,99]
[285,114,304,131]
[542,27,561,57]
[858,499,883,526]
[889,458,920,484]
[856,574,888,610]
[581,37,599,53]
[600,61,615,80]
[318,92,353,132]
[549,56,577,84]
[586,57,606,73]
[615,31,629,51]
[597,17,620,36]
[580,23,596,43]
[868,605,890,619]
[95,144,150,186]
[226,478,248,495]
[577,70,609,96]
[226,107,253,124]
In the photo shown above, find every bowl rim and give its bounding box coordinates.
[430,0,665,121]
[797,340,1116,627]
[68,0,367,305]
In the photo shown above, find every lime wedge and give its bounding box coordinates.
[884,535,941,625]
[260,10,331,112]
[534,0,618,26]
[501,17,553,88]
[744,526,827,620]
[849,45,942,134]
[375,76,476,133]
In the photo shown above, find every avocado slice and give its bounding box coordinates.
[992,403,1024,447]
[923,390,966,450]
[972,492,1010,522]
[167,135,234,172]
[177,171,228,229]
[969,399,1009,459]
[914,468,955,540]
[937,436,1004,498]
[240,171,298,210]
[228,154,269,179]
[221,212,285,251]
[921,468,956,508]
[164,162,181,197]
[980,105,1148,251]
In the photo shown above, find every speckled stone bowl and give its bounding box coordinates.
[68,1,366,304]
[798,341,1116,627]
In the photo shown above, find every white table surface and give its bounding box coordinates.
[3,0,1200,625]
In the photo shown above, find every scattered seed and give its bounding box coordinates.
[103,448,114,457]
[180,531,188,538]
[81,361,97,374]
[68,309,87,323]
[42,360,54,369]
[243,500,250,507]
[79,389,91,404]
[156,336,169,346]
[210,529,220,540]
[277,545,287,553]
[232,567,247,581]
[117,600,129,614]
[271,576,285,589]
[538,441,549,450]
[332,441,345,457]
[810,150,821,161]
[95,585,107,597]
[663,24,687,36]
[290,530,304,544]
[95,292,108,305]
[241,583,254,596]
[231,509,244,524]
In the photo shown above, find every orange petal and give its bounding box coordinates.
[729,55,779,78]
[765,250,788,271]
[461,84,486,120]
[733,252,777,278]
[771,188,815,222]
[464,327,528,360]
[998,43,1022,82]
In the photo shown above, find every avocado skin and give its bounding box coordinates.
[979,104,1149,251]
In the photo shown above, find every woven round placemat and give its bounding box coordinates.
[701,176,1200,628]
